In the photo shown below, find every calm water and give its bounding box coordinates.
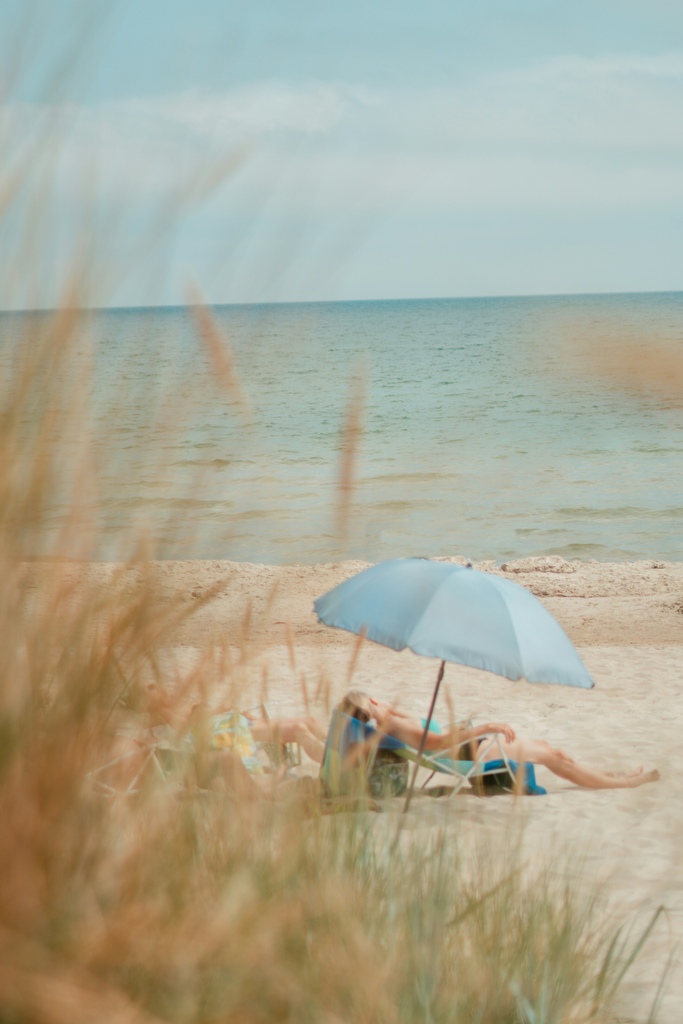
[3,292,683,563]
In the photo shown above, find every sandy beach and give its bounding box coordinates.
[28,553,683,1020]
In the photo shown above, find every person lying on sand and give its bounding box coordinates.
[339,690,660,790]
[94,687,327,794]
[242,708,326,764]
[143,684,326,764]
[180,709,322,804]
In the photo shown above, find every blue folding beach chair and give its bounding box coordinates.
[320,710,546,798]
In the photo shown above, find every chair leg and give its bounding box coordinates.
[124,748,155,794]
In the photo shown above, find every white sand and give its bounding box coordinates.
[31,555,683,1021]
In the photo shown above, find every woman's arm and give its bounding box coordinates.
[368,698,412,721]
[377,710,515,751]
[470,721,516,743]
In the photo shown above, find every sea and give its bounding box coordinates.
[2,291,683,564]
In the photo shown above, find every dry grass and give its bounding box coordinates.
[553,315,683,408]
[335,368,366,548]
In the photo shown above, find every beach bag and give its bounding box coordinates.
[476,760,547,796]
[477,765,517,793]
[367,749,409,797]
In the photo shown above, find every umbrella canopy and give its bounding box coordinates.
[316,558,594,810]
[314,557,594,689]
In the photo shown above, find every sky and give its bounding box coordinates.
[2,0,683,308]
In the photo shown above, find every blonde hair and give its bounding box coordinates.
[338,689,374,723]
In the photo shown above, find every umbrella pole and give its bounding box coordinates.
[403,659,445,814]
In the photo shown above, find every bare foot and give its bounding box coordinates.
[625,768,660,787]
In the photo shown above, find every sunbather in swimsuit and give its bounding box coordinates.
[338,690,660,790]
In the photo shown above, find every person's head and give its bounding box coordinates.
[338,689,374,723]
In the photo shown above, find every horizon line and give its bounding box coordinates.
[2,286,682,316]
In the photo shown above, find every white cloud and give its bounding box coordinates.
[372,52,683,155]
[139,82,378,138]
[4,53,683,220]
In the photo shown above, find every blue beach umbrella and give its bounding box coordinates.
[314,557,594,808]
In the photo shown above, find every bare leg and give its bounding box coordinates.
[485,737,659,790]
[249,716,326,764]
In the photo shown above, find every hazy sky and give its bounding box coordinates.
[3,0,683,307]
